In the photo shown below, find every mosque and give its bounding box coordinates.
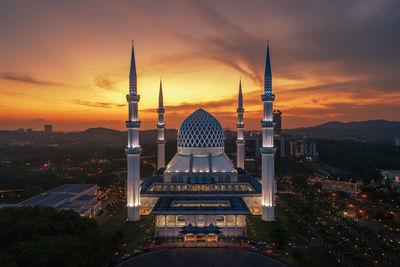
[125,42,276,244]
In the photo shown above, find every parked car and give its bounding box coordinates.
[122,254,130,260]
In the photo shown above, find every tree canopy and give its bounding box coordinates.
[0,206,120,266]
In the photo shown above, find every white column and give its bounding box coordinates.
[236,82,245,169]
[261,95,275,221]
[126,94,141,222]
[157,109,165,169]
[236,123,245,169]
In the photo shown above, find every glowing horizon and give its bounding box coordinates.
[1,0,399,131]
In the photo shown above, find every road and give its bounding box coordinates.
[118,248,287,267]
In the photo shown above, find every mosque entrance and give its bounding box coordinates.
[181,223,222,247]
[196,234,206,246]
[184,234,196,247]
[183,233,219,247]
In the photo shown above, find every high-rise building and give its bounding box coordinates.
[290,135,318,161]
[273,110,282,136]
[44,124,52,133]
[126,42,141,222]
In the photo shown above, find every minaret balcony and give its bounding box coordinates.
[261,94,275,102]
[236,108,244,113]
[157,108,165,113]
[236,123,245,128]
[126,121,141,128]
[126,94,140,102]
[236,140,245,144]
[157,123,165,129]
[261,121,274,128]
[260,147,276,155]
[125,147,142,155]
[156,140,166,144]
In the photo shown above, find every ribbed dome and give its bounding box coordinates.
[177,109,224,148]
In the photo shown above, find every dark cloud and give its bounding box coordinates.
[94,76,116,91]
[74,100,125,108]
[0,73,67,87]
[140,0,400,92]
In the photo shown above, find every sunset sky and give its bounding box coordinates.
[0,0,399,131]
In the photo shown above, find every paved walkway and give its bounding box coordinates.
[118,248,287,267]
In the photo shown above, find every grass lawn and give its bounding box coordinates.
[99,205,151,244]
[247,206,342,267]
[296,248,343,267]
[247,205,313,244]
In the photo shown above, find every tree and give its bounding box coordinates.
[0,206,118,266]
[270,225,289,249]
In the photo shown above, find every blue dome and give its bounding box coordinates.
[178,109,224,148]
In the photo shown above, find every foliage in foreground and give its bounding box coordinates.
[0,206,121,267]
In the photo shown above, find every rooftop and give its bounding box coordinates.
[16,184,99,216]
[140,174,261,195]
[151,196,251,215]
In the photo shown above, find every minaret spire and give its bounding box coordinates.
[264,40,272,95]
[157,78,166,169]
[126,41,141,221]
[129,41,137,95]
[261,40,275,221]
[159,79,163,108]
[238,79,243,109]
[236,79,245,169]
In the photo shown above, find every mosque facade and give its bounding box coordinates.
[125,42,276,242]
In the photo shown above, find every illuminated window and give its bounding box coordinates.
[176,215,185,226]
[197,215,205,227]
[216,215,225,226]
[237,215,246,227]
[166,215,175,226]
[226,215,235,226]
[156,216,165,226]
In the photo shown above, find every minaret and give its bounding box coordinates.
[236,79,245,169]
[157,79,165,170]
[261,41,275,221]
[126,41,141,221]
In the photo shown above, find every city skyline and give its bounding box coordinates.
[1,0,399,131]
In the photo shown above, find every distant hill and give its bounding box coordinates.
[80,128,178,145]
[284,120,400,143]
[0,127,178,148]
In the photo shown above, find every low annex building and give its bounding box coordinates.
[16,184,101,217]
